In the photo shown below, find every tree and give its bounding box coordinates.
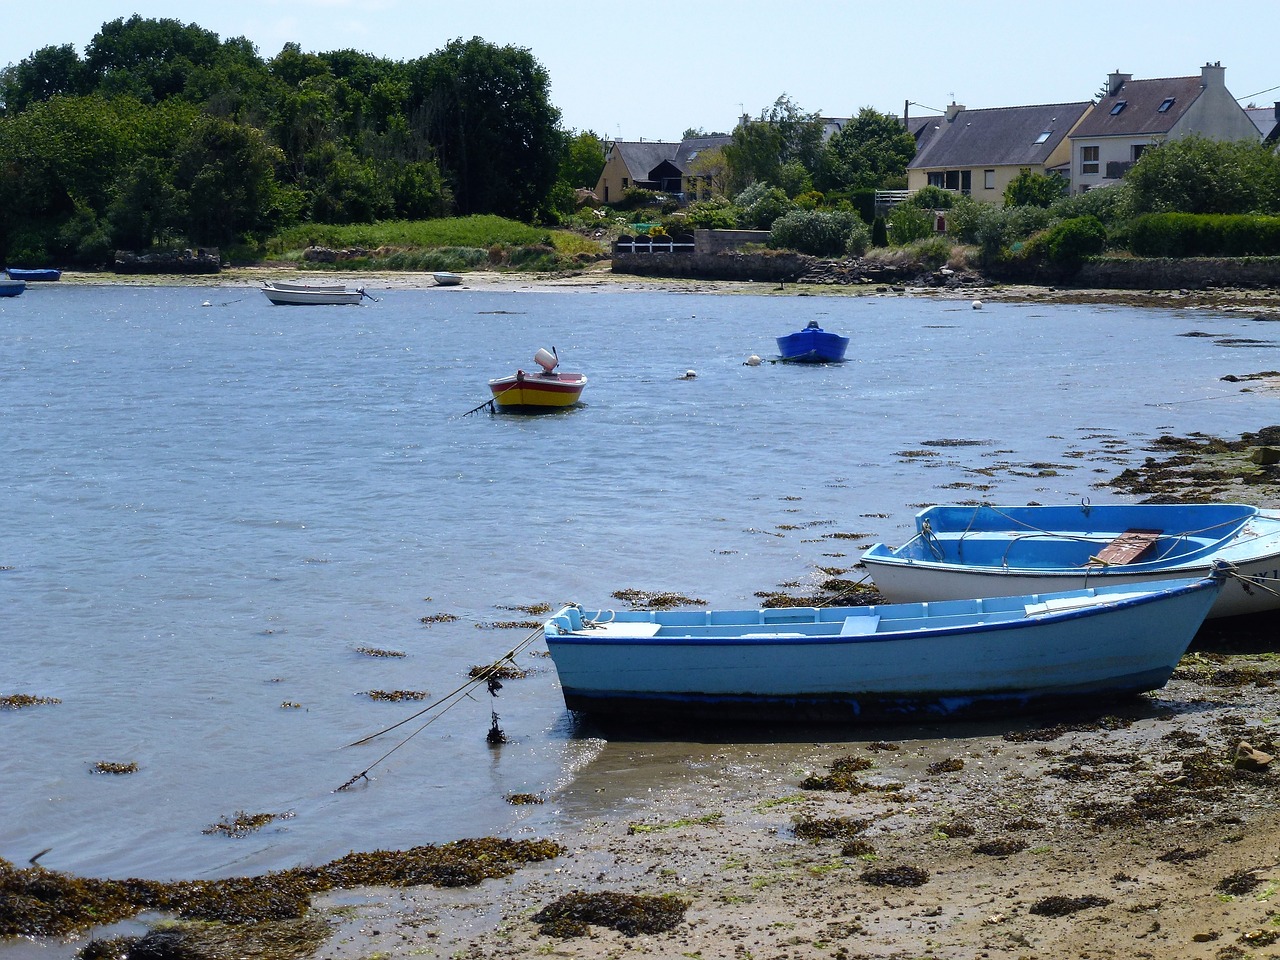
[410,37,562,220]
[84,16,223,103]
[723,95,824,195]
[560,130,606,189]
[1125,135,1280,215]
[684,145,730,199]
[818,107,917,192]
[1003,170,1067,208]
[173,115,287,245]
[0,45,88,115]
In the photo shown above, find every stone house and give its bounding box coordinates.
[1068,63,1260,191]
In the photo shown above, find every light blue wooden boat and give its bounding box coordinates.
[776,319,848,363]
[6,267,61,281]
[543,569,1227,722]
[0,278,26,297]
[861,502,1280,619]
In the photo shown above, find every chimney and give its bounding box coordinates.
[945,101,965,122]
[1107,71,1131,97]
[1274,101,1280,122]
[1201,61,1225,88]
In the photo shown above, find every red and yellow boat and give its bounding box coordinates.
[488,348,587,410]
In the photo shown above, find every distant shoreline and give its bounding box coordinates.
[44,264,1280,315]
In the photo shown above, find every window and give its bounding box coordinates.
[984,169,995,189]
[1110,101,1127,115]
[1034,129,1051,144]
[1081,145,1099,175]
[1158,97,1175,113]
[1131,144,1146,162]
[622,178,628,188]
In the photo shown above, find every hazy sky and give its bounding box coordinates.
[5,0,1278,140]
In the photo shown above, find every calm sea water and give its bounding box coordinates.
[2,282,1276,891]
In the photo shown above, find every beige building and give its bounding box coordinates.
[906,101,1092,203]
[593,136,733,205]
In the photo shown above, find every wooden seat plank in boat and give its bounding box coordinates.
[1089,529,1162,566]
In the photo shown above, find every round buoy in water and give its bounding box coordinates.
[680,370,697,380]
[972,299,983,310]
[744,355,762,366]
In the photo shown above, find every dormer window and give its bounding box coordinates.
[1158,97,1176,113]
[1110,101,1127,115]
[1034,129,1052,144]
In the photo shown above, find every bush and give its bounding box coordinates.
[684,197,738,230]
[735,183,792,230]
[903,185,954,210]
[769,209,869,257]
[900,235,953,270]
[1129,212,1280,257]
[887,204,933,245]
[1044,216,1106,265]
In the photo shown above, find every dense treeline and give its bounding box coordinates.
[0,16,582,265]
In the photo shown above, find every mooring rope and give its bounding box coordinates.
[335,624,544,790]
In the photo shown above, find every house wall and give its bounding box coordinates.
[906,165,1034,204]
[593,152,634,205]
[1173,74,1260,142]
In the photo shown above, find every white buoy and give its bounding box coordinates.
[680,369,697,380]
[201,300,212,307]
[971,299,983,310]
[744,354,762,366]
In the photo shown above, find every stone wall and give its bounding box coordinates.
[612,250,813,282]
[1075,257,1280,290]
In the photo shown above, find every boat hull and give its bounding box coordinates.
[261,282,366,305]
[433,272,463,286]
[0,278,26,297]
[543,576,1223,721]
[776,327,849,363]
[6,268,60,281]
[862,503,1280,619]
[488,371,586,409]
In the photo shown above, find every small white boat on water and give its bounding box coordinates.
[861,502,1280,619]
[260,280,372,305]
[543,568,1229,722]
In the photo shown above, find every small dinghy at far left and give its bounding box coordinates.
[543,566,1231,723]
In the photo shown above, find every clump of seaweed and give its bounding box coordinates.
[830,755,875,775]
[505,793,544,805]
[531,891,689,938]
[927,757,964,775]
[861,864,929,887]
[800,755,877,792]
[793,816,870,843]
[203,811,293,838]
[479,620,542,630]
[1218,870,1263,896]
[362,689,428,702]
[82,918,331,960]
[92,762,138,775]
[867,741,900,752]
[610,589,705,610]
[468,663,527,680]
[354,646,406,658]
[1,837,564,937]
[933,819,976,838]
[1003,714,1135,743]
[1030,894,1112,916]
[1,694,61,709]
[841,839,876,857]
[419,613,459,625]
[497,602,552,615]
[973,838,1028,857]
[1159,847,1209,864]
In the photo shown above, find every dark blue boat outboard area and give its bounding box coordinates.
[777,319,849,363]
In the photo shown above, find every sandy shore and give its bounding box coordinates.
[25,267,1280,959]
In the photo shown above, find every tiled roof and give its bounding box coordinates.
[1245,105,1279,142]
[611,136,733,179]
[908,102,1091,169]
[1069,75,1204,138]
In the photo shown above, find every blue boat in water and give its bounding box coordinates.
[5,267,61,281]
[0,278,25,297]
[543,569,1227,722]
[861,501,1280,619]
[777,319,849,363]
